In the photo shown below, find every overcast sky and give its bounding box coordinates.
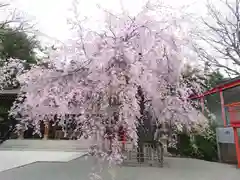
[6,0,213,43]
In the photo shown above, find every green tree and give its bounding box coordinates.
[205,70,225,89]
[0,3,42,141]
[0,26,40,64]
[205,70,225,110]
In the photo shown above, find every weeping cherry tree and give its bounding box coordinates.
[9,3,209,164]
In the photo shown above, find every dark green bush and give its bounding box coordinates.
[174,122,218,162]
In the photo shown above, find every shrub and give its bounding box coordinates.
[173,121,218,161]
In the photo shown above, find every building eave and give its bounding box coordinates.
[189,76,240,100]
[0,89,20,95]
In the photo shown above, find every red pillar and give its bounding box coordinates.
[200,97,204,114]
[220,91,227,127]
[233,127,240,168]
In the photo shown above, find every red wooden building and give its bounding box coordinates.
[190,76,240,168]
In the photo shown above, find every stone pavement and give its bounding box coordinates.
[0,156,240,180]
[0,150,86,172]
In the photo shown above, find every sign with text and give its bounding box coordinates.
[216,127,234,144]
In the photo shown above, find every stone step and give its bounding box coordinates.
[122,161,163,167]
[0,139,91,152]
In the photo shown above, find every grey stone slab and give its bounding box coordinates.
[0,139,92,151]
[0,157,240,180]
[216,127,235,144]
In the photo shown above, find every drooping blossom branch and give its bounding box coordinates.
[10,3,209,163]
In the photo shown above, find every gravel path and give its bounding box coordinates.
[0,156,239,180]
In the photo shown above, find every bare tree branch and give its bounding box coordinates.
[192,0,240,75]
[0,3,37,37]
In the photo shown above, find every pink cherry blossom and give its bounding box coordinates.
[9,3,209,163]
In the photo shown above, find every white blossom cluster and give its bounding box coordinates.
[0,58,26,90]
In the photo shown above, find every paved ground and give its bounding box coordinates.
[0,156,239,180]
[0,151,86,172]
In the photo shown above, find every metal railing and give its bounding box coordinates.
[122,141,164,167]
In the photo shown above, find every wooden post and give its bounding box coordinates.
[43,122,49,139]
[161,122,168,155]
[233,127,240,168]
[216,131,222,163]
[220,91,227,127]
[18,130,24,139]
[121,131,126,151]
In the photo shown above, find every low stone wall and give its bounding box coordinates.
[0,139,92,151]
